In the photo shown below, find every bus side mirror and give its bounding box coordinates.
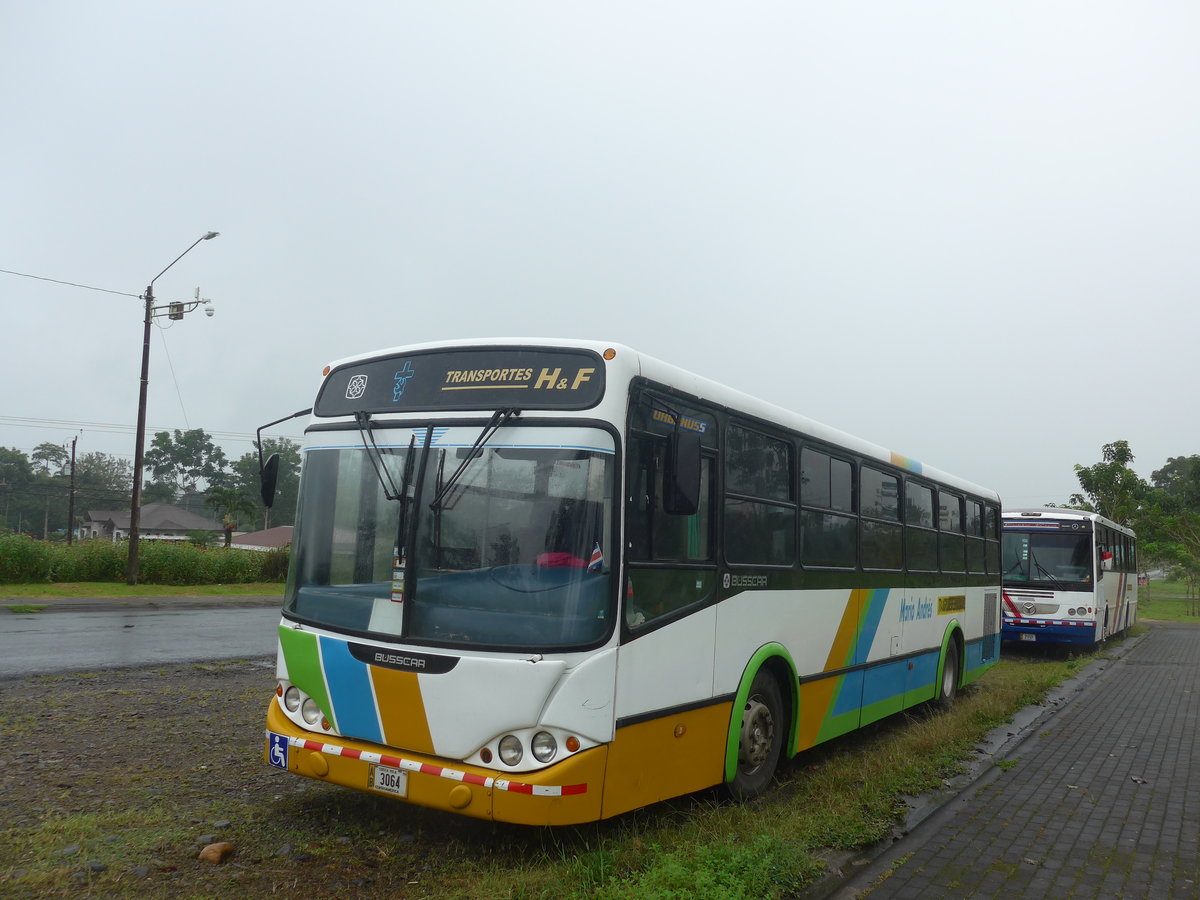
[663,428,701,516]
[261,453,280,508]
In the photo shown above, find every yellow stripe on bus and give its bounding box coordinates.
[795,589,864,751]
[370,666,436,756]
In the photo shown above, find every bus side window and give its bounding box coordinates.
[625,434,715,629]
[800,447,857,568]
[861,466,902,571]
[905,481,938,572]
[725,425,796,566]
[626,436,654,560]
[938,491,965,574]
[984,504,1001,574]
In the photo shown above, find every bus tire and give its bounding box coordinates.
[938,639,960,710]
[727,670,784,801]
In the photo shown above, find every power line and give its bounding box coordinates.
[0,267,140,298]
[0,415,303,444]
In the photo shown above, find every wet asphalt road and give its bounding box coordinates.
[0,605,281,676]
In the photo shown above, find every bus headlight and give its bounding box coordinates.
[283,685,302,713]
[498,735,524,766]
[531,731,558,763]
[301,698,322,726]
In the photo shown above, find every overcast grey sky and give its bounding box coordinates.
[3,2,1197,506]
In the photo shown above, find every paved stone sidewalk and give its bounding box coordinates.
[830,621,1200,900]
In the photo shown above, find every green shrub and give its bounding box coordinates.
[50,540,126,582]
[0,532,53,583]
[259,546,290,581]
[0,537,291,585]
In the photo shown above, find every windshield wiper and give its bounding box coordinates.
[1029,550,1067,591]
[428,407,521,510]
[354,411,409,501]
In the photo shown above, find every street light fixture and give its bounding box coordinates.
[125,231,219,585]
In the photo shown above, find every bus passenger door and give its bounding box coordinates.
[604,434,720,817]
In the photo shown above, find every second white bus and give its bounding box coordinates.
[1001,508,1137,646]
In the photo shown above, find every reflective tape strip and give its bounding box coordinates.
[1005,618,1091,627]
[281,734,587,796]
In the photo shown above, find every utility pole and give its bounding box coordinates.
[126,231,219,584]
[67,436,77,545]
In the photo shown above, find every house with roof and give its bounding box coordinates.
[230,525,293,552]
[81,503,225,542]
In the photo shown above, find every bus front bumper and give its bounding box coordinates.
[264,701,607,825]
[1001,619,1098,645]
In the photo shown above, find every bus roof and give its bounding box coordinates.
[1003,507,1135,537]
[317,337,1000,503]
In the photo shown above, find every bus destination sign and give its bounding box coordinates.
[315,347,607,415]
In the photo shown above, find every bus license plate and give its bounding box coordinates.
[1020,633,1037,642]
[370,765,408,797]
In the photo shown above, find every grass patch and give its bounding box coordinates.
[4,603,47,614]
[1139,581,1200,624]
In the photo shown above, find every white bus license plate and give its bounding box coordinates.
[1020,633,1037,642]
[370,765,408,797]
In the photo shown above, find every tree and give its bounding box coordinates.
[1150,456,1200,513]
[31,442,70,476]
[141,481,179,505]
[144,429,229,497]
[231,438,301,528]
[206,486,259,546]
[1069,441,1147,527]
[73,452,134,536]
[76,452,132,500]
[0,447,36,533]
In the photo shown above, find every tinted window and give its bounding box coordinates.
[906,483,935,528]
[908,528,938,571]
[801,448,830,508]
[939,493,963,533]
[726,498,796,565]
[801,511,856,568]
[628,435,713,563]
[862,520,903,570]
[727,426,792,501]
[801,448,854,512]
[862,467,900,520]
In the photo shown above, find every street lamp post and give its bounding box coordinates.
[125,231,219,585]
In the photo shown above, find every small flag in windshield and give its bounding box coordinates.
[588,542,604,572]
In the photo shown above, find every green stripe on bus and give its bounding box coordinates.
[278,626,333,722]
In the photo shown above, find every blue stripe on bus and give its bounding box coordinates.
[318,636,384,743]
[861,657,909,708]
[831,588,890,717]
[855,589,890,664]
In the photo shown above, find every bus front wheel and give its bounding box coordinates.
[727,670,784,800]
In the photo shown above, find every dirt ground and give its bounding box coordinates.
[0,657,552,899]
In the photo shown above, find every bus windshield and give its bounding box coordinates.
[1003,531,1093,584]
[286,425,615,650]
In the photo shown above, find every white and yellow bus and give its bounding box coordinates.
[262,339,1002,825]
[1001,508,1137,647]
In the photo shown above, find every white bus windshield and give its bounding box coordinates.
[1003,531,1093,585]
[286,426,615,649]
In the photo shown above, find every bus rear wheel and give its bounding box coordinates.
[938,640,960,710]
[727,670,784,801]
